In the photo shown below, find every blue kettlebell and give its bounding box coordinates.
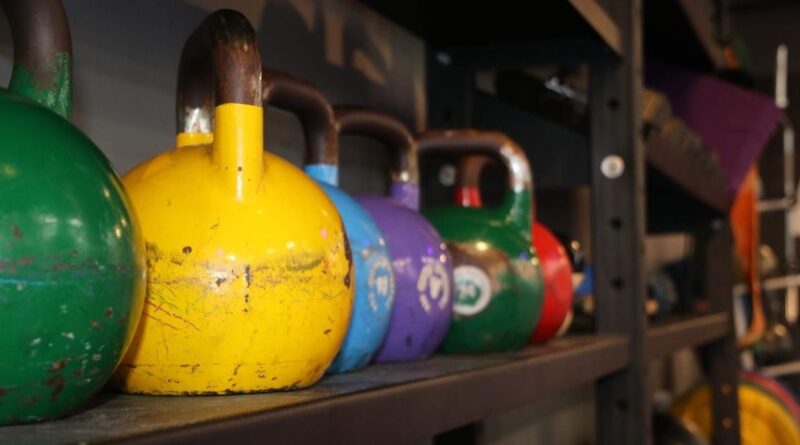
[261,69,396,373]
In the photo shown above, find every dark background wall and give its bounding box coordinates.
[0,0,426,196]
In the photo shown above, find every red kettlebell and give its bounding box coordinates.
[455,155,573,343]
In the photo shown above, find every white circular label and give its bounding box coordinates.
[417,257,450,313]
[453,265,492,316]
[367,255,394,313]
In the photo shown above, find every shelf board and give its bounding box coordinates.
[646,130,731,213]
[646,313,731,362]
[359,0,622,61]
[645,0,727,71]
[4,336,627,445]
[469,91,731,228]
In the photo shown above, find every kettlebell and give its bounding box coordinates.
[418,131,544,353]
[455,155,572,343]
[335,107,452,362]
[113,10,353,395]
[258,69,395,373]
[0,0,145,424]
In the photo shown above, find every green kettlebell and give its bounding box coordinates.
[0,0,145,424]
[419,130,544,353]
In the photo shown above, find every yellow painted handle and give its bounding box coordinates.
[212,103,263,199]
[175,9,263,199]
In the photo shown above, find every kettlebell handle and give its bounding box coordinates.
[456,155,494,208]
[417,130,534,234]
[334,106,419,210]
[262,69,338,183]
[176,9,263,199]
[2,0,72,119]
[177,9,261,131]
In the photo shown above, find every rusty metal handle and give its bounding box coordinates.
[176,9,261,135]
[334,106,418,185]
[454,155,495,208]
[418,130,534,232]
[418,130,532,194]
[262,68,337,166]
[458,155,495,188]
[2,0,72,118]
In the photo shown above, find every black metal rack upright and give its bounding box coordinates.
[364,1,741,444]
[2,1,742,444]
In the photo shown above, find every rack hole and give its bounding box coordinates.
[607,98,619,110]
[611,277,624,291]
[610,218,623,230]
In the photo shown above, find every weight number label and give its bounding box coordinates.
[366,255,394,313]
[453,265,492,316]
[417,257,450,313]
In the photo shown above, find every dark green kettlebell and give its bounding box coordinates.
[418,130,544,353]
[0,0,145,424]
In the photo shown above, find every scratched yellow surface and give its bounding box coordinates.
[112,104,353,394]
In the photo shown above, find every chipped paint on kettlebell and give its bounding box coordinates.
[114,105,353,395]
[319,180,395,374]
[113,13,353,394]
[0,0,145,424]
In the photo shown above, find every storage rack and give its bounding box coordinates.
[3,1,741,444]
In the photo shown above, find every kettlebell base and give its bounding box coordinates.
[437,339,529,355]
[327,352,372,374]
[112,363,323,395]
[373,351,434,364]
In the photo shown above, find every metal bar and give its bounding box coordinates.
[761,360,800,378]
[759,273,800,291]
[645,313,730,362]
[591,1,649,444]
[757,197,794,212]
[569,0,623,54]
[700,224,741,445]
[676,0,728,71]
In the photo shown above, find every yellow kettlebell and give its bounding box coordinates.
[111,9,353,395]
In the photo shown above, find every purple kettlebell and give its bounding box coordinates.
[335,107,453,362]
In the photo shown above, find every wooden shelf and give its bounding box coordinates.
[468,91,731,230]
[645,129,730,212]
[646,313,731,362]
[4,336,628,445]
